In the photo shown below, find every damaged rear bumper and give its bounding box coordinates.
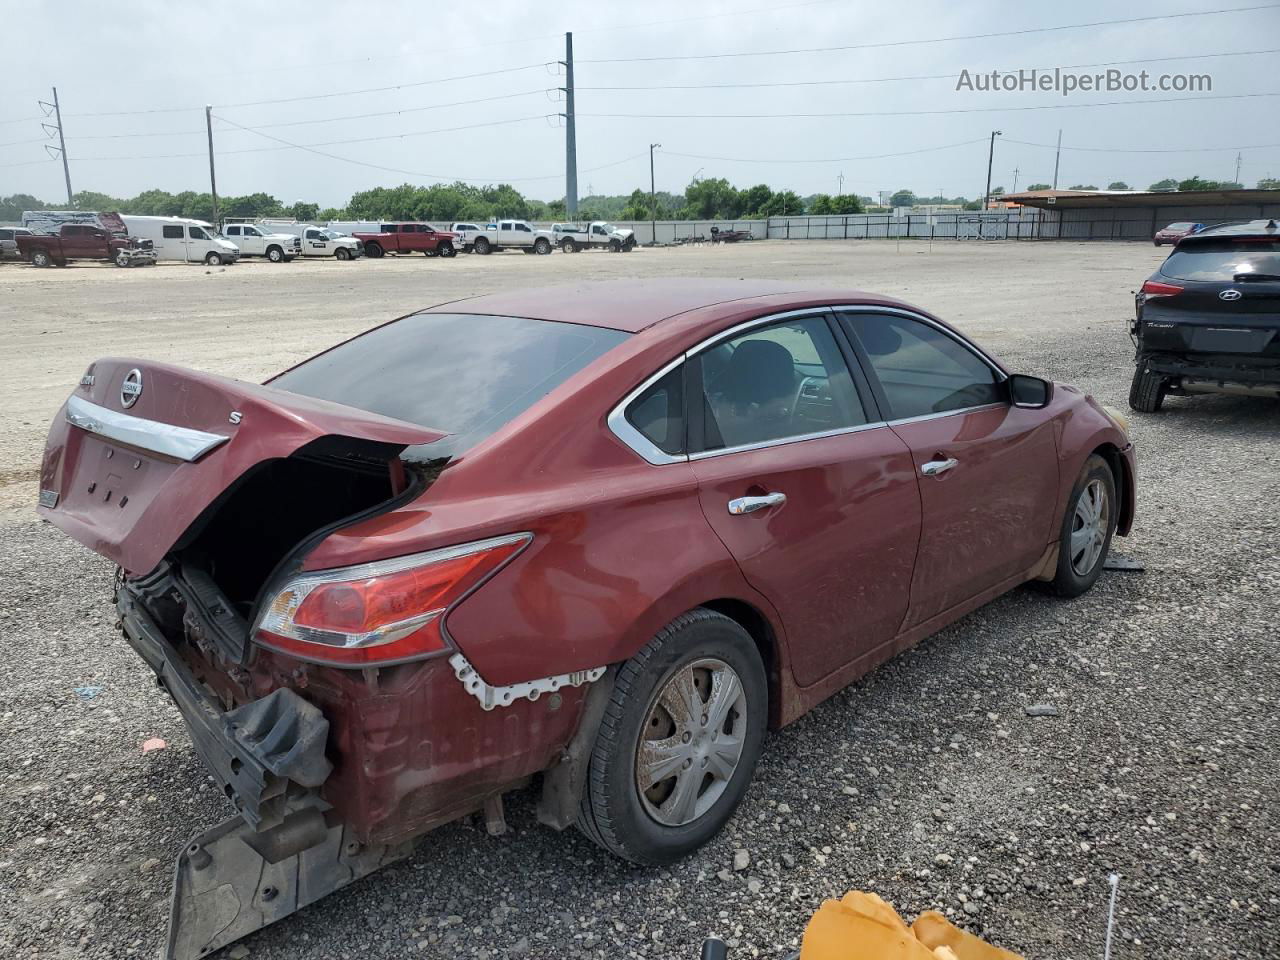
[116,585,415,959]
[116,585,330,830]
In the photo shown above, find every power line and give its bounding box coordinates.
[225,90,552,131]
[1004,137,1280,154]
[661,139,989,164]
[209,113,643,184]
[578,48,1280,91]
[579,4,1280,63]
[581,90,1280,120]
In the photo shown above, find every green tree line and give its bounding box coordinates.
[4,174,1274,224]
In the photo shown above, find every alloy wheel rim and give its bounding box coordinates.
[635,658,747,827]
[1069,478,1110,576]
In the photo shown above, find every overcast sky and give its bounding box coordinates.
[4,0,1277,206]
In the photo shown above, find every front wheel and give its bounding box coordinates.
[438,242,456,258]
[205,252,223,266]
[1128,363,1166,413]
[609,238,622,252]
[335,247,351,261]
[577,609,766,865]
[1045,455,1116,598]
[115,253,131,268]
[267,246,284,263]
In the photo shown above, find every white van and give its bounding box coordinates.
[120,216,240,265]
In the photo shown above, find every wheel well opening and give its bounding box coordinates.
[1091,442,1133,535]
[701,599,782,729]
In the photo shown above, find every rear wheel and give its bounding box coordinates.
[31,249,51,268]
[365,242,384,258]
[577,609,766,865]
[474,237,491,255]
[534,237,551,255]
[335,247,351,261]
[267,246,284,263]
[1128,363,1166,412]
[1046,455,1116,598]
[560,238,577,253]
[205,252,223,266]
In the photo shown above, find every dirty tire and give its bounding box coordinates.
[1046,454,1117,599]
[474,237,491,255]
[31,249,51,268]
[560,238,577,253]
[335,247,351,261]
[365,242,384,258]
[267,246,284,263]
[204,251,223,266]
[1128,363,1166,413]
[576,609,767,865]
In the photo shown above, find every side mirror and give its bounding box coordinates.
[1007,374,1053,409]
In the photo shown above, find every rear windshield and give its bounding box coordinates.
[1160,240,1280,281]
[270,313,628,461]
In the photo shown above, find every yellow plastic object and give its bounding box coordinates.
[799,895,1024,960]
[911,912,1024,960]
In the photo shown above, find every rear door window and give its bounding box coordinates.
[693,315,866,452]
[226,226,241,236]
[843,313,1001,420]
[270,314,629,461]
[1161,240,1280,281]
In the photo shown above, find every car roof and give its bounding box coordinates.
[421,279,916,333]
[1184,219,1279,240]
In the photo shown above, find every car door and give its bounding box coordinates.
[682,310,922,687]
[160,223,187,260]
[303,227,327,255]
[839,308,1059,628]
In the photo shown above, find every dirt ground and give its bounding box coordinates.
[1,240,1277,959]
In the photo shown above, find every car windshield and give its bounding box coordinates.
[1161,240,1280,281]
[270,313,629,462]
[321,229,343,239]
[598,223,617,233]
[1165,222,1194,230]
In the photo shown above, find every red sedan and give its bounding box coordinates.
[37,280,1134,958]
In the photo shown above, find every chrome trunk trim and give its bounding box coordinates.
[65,394,230,462]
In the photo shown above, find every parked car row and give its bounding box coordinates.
[6,211,641,267]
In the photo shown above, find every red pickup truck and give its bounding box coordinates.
[17,214,157,268]
[348,222,458,259]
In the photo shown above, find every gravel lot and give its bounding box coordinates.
[1,241,1276,960]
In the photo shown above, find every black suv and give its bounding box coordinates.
[1130,218,1280,411]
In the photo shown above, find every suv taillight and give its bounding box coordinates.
[254,533,531,666]
[1141,280,1184,297]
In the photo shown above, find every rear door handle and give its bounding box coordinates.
[920,457,958,477]
[727,492,787,515]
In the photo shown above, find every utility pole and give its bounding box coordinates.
[205,105,219,226]
[560,33,578,216]
[649,142,661,246]
[837,171,845,196]
[1012,166,1020,194]
[1052,129,1062,190]
[1234,151,1243,185]
[983,130,1002,210]
[38,87,73,205]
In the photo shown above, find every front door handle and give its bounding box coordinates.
[727,492,787,515]
[920,457,959,477]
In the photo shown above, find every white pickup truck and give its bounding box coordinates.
[220,222,301,262]
[468,219,554,255]
[448,222,487,254]
[551,221,637,253]
[256,221,363,259]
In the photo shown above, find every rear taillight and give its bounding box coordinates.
[254,533,531,666]
[1141,280,1184,297]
